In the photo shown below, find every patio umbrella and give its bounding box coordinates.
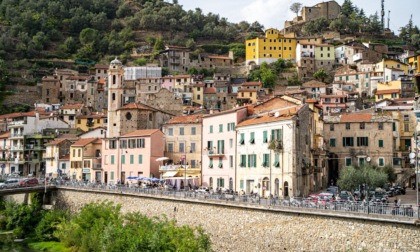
[156,157,169,162]
[127,176,138,179]
[137,177,146,181]
[151,178,161,182]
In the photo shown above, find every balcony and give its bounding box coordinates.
[10,145,23,151]
[207,150,225,157]
[25,144,46,151]
[8,158,25,164]
[93,163,102,170]
[10,133,24,139]
[159,164,200,172]
[8,120,26,127]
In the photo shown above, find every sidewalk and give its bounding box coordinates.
[390,188,419,206]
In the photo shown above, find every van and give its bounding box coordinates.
[0,179,20,189]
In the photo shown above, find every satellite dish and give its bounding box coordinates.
[409,153,416,159]
[366,157,371,162]
[274,112,280,117]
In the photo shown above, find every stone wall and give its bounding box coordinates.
[54,188,420,252]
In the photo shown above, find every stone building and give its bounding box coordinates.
[139,88,183,117]
[159,45,190,74]
[323,113,394,185]
[41,75,61,104]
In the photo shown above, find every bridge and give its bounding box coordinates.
[1,185,419,251]
[0,185,56,196]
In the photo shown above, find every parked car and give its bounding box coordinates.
[0,179,19,189]
[326,186,339,196]
[20,178,39,186]
[195,186,210,193]
[337,191,354,202]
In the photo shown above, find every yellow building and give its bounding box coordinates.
[407,55,419,74]
[236,82,262,105]
[246,28,297,65]
[375,80,402,101]
[75,113,107,132]
[69,138,102,182]
[191,83,204,106]
[374,59,409,77]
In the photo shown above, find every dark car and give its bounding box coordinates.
[20,178,39,186]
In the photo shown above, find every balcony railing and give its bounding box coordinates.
[159,164,195,171]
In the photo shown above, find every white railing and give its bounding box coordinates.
[159,165,190,171]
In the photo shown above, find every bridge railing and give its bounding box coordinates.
[55,182,420,221]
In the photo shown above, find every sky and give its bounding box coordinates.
[176,0,420,35]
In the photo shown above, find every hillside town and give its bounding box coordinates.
[0,0,420,199]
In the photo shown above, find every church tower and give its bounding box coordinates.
[107,57,124,138]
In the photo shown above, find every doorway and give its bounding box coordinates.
[284,181,289,198]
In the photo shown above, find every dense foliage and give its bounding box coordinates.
[337,164,389,191]
[0,0,257,62]
[0,198,212,251]
[248,59,294,88]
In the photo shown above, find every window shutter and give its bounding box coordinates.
[342,137,346,147]
[365,137,368,146]
[263,131,267,143]
[253,155,256,167]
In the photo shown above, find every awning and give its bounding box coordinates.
[162,171,178,177]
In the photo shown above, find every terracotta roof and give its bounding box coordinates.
[302,80,326,88]
[45,138,68,146]
[320,94,346,98]
[165,114,203,124]
[305,99,317,103]
[208,55,231,60]
[204,88,216,94]
[376,89,400,95]
[0,132,10,138]
[121,129,160,137]
[76,113,107,119]
[59,154,70,161]
[203,106,248,119]
[72,138,98,147]
[98,79,106,84]
[95,64,108,69]
[0,112,33,120]
[237,106,302,127]
[242,82,262,86]
[66,76,90,80]
[60,104,84,110]
[340,114,372,123]
[120,103,156,111]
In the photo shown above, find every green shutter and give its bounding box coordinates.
[240,133,245,144]
[350,137,353,146]
[111,155,115,164]
[365,137,368,146]
[221,179,224,187]
[219,124,223,132]
[210,125,213,133]
[111,171,114,180]
[221,140,224,154]
[379,139,383,147]
[217,179,220,188]
[342,137,346,147]
[346,158,351,166]
[250,132,255,143]
[121,155,125,164]
[240,180,244,189]
[130,154,134,164]
[263,131,267,143]
[393,122,396,131]
[379,158,384,166]
[138,155,143,164]
[253,154,256,167]
[248,155,251,167]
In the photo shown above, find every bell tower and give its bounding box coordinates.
[107,57,124,138]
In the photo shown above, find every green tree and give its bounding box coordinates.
[337,164,388,191]
[341,0,355,17]
[153,38,165,53]
[61,37,78,54]
[290,2,302,17]
[79,28,99,45]
[260,62,277,88]
[313,69,328,82]
[382,165,397,184]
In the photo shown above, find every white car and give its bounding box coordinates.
[0,179,20,189]
[195,186,210,193]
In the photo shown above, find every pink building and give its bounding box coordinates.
[101,129,164,184]
[201,107,248,191]
[161,75,191,91]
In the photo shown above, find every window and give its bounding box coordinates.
[191,127,196,135]
[120,140,127,149]
[210,125,213,133]
[168,143,173,152]
[218,157,223,168]
[357,137,369,146]
[393,122,396,131]
[343,137,354,147]
[378,122,383,130]
[271,129,282,140]
[250,132,255,144]
[330,124,334,131]
[111,155,115,165]
[219,124,223,132]
[239,133,245,145]
[248,154,257,168]
[229,156,233,168]
[216,177,224,188]
[263,131,268,143]
[240,155,246,167]
[179,143,185,153]
[179,127,184,135]
[360,123,365,129]
[379,139,384,147]
[330,139,336,147]
[111,171,114,180]
[404,123,409,132]
[378,158,385,166]
[345,123,350,130]
[109,140,117,149]
[209,158,213,168]
[136,139,145,148]
[262,154,269,167]
[128,139,136,148]
[273,153,279,167]
[190,142,196,152]
[217,140,224,154]
[78,149,81,157]
[240,180,244,189]
[227,122,235,131]
[229,138,233,148]
[345,157,352,167]
[207,141,214,152]
[121,155,125,164]
[168,128,173,136]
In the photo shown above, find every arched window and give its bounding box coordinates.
[125,112,132,120]
[112,93,116,101]
[209,177,213,189]
[112,75,116,85]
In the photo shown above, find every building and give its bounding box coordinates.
[124,66,162,80]
[59,104,85,128]
[69,138,102,182]
[161,115,203,188]
[44,138,73,178]
[41,75,61,104]
[102,129,164,184]
[301,80,327,99]
[0,132,10,175]
[201,107,249,191]
[324,113,394,184]
[246,28,297,65]
[75,113,107,132]
[159,45,190,74]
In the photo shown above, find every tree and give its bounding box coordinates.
[337,164,388,191]
[341,0,354,17]
[382,165,397,184]
[79,28,98,45]
[313,69,328,82]
[290,2,302,17]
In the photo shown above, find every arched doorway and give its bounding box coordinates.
[274,178,279,197]
[284,181,289,198]
[229,178,233,190]
[209,177,213,190]
[262,177,270,198]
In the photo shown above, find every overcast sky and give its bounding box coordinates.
[176,0,419,35]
